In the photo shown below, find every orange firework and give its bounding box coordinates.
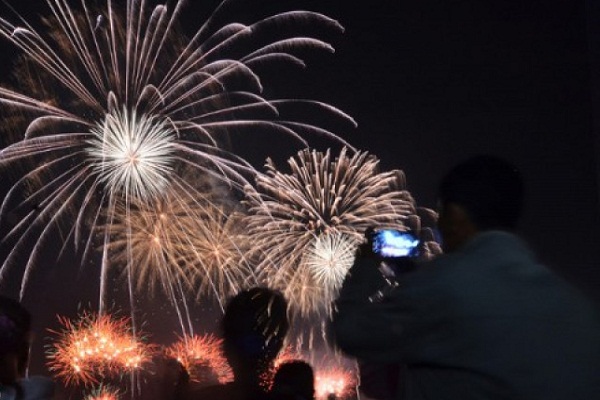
[165,334,232,384]
[273,346,305,370]
[314,367,356,400]
[47,313,152,386]
[84,385,122,400]
[260,346,306,391]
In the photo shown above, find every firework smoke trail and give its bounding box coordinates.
[165,334,232,384]
[244,147,416,319]
[0,0,355,314]
[178,206,255,309]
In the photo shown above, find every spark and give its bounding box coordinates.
[164,334,232,384]
[46,312,152,386]
[0,0,354,310]
[244,147,416,318]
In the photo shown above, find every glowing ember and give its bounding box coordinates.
[165,334,232,384]
[47,313,152,386]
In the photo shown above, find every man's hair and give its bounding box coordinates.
[0,295,32,381]
[273,360,315,400]
[438,155,524,230]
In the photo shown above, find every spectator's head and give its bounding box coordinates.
[437,155,523,252]
[221,287,289,380]
[272,360,315,400]
[0,295,32,384]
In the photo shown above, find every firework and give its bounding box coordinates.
[83,385,122,400]
[175,204,256,305]
[47,312,152,386]
[273,346,306,371]
[301,233,358,315]
[0,0,354,306]
[259,345,306,390]
[244,147,416,318]
[165,334,232,384]
[314,367,356,400]
[107,184,254,308]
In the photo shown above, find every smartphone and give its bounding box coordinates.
[372,229,420,258]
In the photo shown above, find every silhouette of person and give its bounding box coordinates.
[332,155,600,399]
[144,353,190,400]
[271,360,315,400]
[185,287,289,400]
[0,295,54,400]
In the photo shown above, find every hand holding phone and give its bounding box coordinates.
[371,229,420,258]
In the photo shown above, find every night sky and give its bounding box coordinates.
[0,0,599,377]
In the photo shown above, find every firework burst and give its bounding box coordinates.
[176,204,256,305]
[244,147,416,318]
[165,334,232,384]
[47,312,152,386]
[314,367,356,400]
[0,0,354,307]
[259,345,306,390]
[83,385,122,400]
[108,185,255,310]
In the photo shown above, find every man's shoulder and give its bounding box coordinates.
[427,231,536,270]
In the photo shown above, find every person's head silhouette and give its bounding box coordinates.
[437,155,523,252]
[221,287,289,390]
[272,360,315,400]
[0,295,32,385]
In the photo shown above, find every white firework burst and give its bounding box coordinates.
[304,233,357,302]
[0,0,354,308]
[87,107,176,201]
[278,233,358,319]
[244,147,416,318]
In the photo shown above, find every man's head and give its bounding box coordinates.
[221,287,289,378]
[437,155,523,252]
[0,295,32,383]
[272,360,315,400]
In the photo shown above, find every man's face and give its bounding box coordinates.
[437,202,478,253]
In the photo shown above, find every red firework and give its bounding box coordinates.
[47,313,152,386]
[165,334,232,384]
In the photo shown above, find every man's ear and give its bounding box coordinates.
[438,203,478,253]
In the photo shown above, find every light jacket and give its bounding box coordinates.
[332,231,600,399]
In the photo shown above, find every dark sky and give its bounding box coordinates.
[0,0,599,376]
[181,0,600,289]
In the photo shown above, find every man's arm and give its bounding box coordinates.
[331,255,416,363]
